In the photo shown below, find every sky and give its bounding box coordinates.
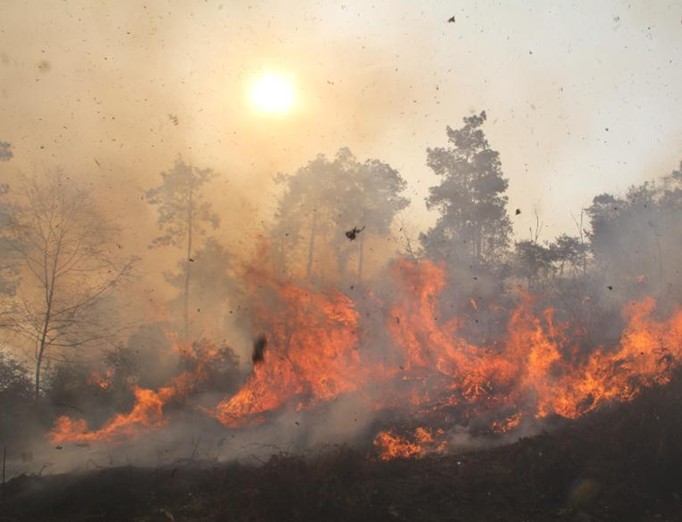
[1,0,681,245]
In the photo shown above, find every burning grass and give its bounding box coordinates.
[5,369,682,521]
[46,259,682,461]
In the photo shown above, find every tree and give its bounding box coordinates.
[0,350,33,443]
[146,157,219,340]
[513,240,555,291]
[272,147,408,283]
[421,111,512,270]
[0,140,16,300]
[339,151,409,282]
[10,173,134,398]
[549,234,588,278]
[0,183,19,307]
[586,167,682,299]
[164,238,240,335]
[0,141,12,162]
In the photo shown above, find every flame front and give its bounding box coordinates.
[48,259,682,456]
[212,281,363,427]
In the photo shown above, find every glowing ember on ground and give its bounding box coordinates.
[373,427,447,461]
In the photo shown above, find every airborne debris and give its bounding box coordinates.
[345,226,365,241]
[252,335,267,365]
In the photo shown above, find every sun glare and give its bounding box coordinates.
[249,72,296,115]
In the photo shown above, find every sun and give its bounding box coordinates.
[249,72,296,115]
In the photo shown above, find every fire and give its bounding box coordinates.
[49,340,225,444]
[88,369,114,390]
[47,258,682,458]
[490,413,523,433]
[373,427,447,461]
[210,280,363,427]
[49,386,171,444]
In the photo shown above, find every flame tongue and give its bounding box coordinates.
[48,341,225,445]
[49,386,170,445]
[213,281,363,427]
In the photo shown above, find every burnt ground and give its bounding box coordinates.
[2,373,682,522]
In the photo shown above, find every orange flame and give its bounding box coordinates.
[373,427,447,461]
[211,281,363,427]
[47,257,682,455]
[88,369,114,390]
[48,340,225,444]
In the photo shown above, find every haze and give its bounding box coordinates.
[1,0,681,241]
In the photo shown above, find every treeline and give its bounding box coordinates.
[0,111,681,446]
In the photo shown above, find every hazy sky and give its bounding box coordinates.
[1,0,681,243]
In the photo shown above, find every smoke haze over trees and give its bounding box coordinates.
[146,157,220,340]
[1,6,682,520]
[271,147,408,284]
[0,104,680,477]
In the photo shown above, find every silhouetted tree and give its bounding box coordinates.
[549,234,588,278]
[164,238,240,333]
[273,148,407,283]
[0,350,33,443]
[0,142,15,296]
[335,149,408,282]
[586,167,682,299]
[513,240,555,291]
[421,111,512,270]
[0,141,12,162]
[10,173,135,398]
[0,183,19,307]
[146,157,219,339]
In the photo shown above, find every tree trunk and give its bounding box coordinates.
[35,294,54,399]
[35,237,60,399]
[357,232,365,285]
[306,211,318,279]
[183,171,194,341]
[34,343,45,399]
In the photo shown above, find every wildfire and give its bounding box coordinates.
[373,427,447,461]
[47,258,682,459]
[88,369,114,390]
[49,340,225,445]
[49,386,171,444]
[210,280,363,427]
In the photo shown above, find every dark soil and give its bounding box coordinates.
[3,372,682,522]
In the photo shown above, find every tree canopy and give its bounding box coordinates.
[272,147,408,282]
[146,157,220,339]
[421,111,512,270]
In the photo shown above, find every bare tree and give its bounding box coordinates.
[9,173,134,398]
[146,157,219,340]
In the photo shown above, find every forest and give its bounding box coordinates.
[0,109,681,515]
